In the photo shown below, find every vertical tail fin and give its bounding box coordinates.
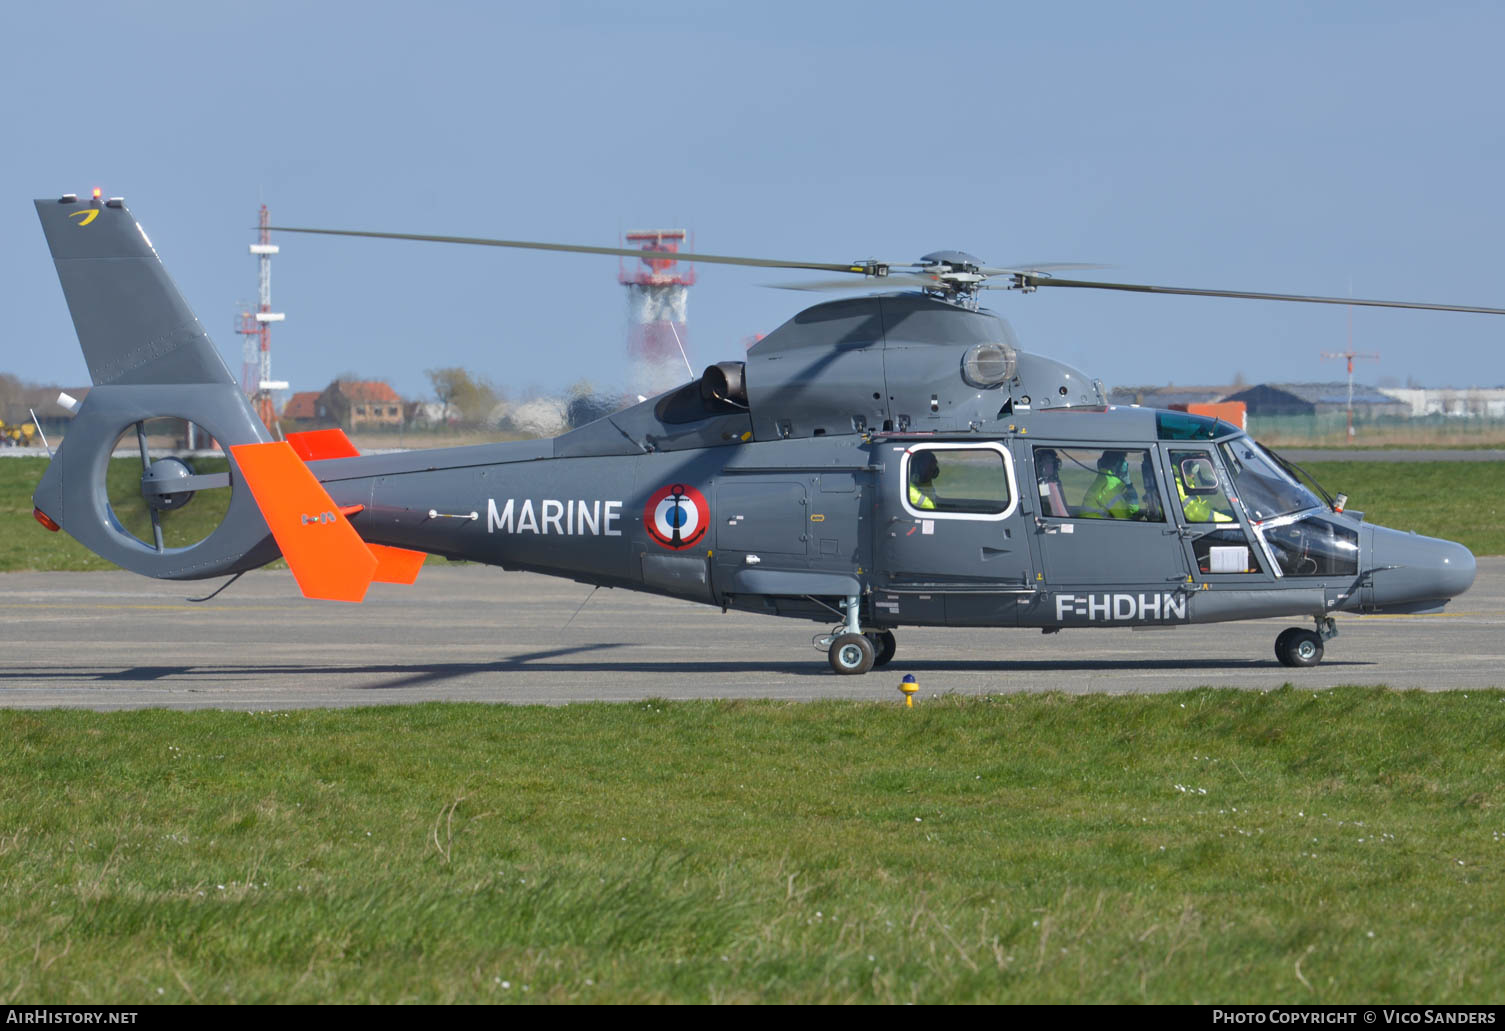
[32,194,276,580]
[35,194,241,387]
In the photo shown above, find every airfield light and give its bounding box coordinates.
[899,674,918,708]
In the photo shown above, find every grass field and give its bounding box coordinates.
[1302,461,1505,557]
[3,456,1503,571]
[3,452,1502,1003]
[2,690,1502,1004]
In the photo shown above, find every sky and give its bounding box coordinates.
[4,0,1504,402]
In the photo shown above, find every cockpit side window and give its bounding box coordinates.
[1167,449,1263,574]
[1169,450,1237,524]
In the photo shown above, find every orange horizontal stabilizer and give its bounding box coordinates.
[229,442,378,603]
[285,428,360,462]
[369,544,426,585]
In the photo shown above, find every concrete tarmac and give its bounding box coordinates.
[1,560,1502,709]
[1277,449,1505,463]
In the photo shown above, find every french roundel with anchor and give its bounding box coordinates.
[644,483,708,550]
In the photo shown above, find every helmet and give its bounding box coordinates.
[1036,449,1060,476]
[911,451,940,483]
[1098,450,1129,477]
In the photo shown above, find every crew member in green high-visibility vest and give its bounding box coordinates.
[1080,450,1141,519]
[1175,460,1235,523]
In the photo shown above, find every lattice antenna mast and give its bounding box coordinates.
[236,204,287,435]
[1321,345,1380,439]
[619,229,695,396]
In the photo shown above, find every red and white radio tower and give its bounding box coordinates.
[237,204,287,434]
[619,229,695,395]
[1321,302,1380,440]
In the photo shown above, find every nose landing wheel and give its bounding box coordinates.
[829,633,876,675]
[1275,619,1337,668]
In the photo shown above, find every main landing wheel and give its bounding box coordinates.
[829,633,876,675]
[1275,627,1324,668]
[868,630,897,668]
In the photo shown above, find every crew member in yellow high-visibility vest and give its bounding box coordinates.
[1175,461,1235,523]
[908,451,939,510]
[1080,450,1141,519]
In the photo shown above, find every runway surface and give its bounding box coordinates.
[1,560,1502,709]
[1278,449,1505,462]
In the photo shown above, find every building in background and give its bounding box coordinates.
[1221,383,1410,420]
[1378,387,1505,418]
[280,380,405,431]
[281,391,320,425]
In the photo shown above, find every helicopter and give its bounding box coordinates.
[29,192,1497,675]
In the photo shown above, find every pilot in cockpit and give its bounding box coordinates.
[1175,459,1235,523]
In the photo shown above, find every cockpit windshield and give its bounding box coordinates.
[1217,436,1323,522]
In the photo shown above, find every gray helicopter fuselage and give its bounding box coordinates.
[296,294,1472,633]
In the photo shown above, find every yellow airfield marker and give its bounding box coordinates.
[899,674,918,707]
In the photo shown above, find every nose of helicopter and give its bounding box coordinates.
[1366,525,1476,612]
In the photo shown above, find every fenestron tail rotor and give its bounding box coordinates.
[107,419,234,555]
[267,223,1505,316]
[133,421,163,553]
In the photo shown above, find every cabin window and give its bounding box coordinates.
[901,443,1017,521]
[1032,446,1164,522]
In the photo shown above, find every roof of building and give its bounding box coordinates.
[1225,382,1398,405]
[333,380,402,403]
[282,391,320,421]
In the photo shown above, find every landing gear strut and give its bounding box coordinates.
[1274,617,1338,668]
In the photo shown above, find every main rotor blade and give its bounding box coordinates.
[767,273,943,292]
[266,225,887,276]
[1012,275,1505,315]
[978,262,1109,276]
